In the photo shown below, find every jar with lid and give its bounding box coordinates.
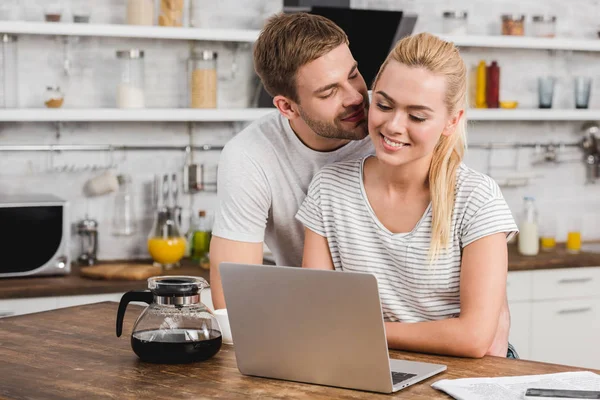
[159,0,184,27]
[45,86,64,108]
[1,34,18,108]
[126,0,154,25]
[116,49,145,109]
[530,15,556,38]
[442,11,468,35]
[501,14,525,36]
[189,50,217,109]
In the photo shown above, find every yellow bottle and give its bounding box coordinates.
[566,231,581,254]
[476,60,487,108]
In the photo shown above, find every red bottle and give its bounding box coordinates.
[486,61,500,108]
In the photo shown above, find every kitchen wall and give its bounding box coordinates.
[2,0,600,261]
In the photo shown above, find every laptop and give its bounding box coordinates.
[219,263,447,394]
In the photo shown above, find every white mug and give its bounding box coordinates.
[213,309,233,345]
[84,170,119,196]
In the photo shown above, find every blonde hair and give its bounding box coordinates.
[253,12,348,103]
[372,33,467,261]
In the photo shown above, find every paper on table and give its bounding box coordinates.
[431,371,600,400]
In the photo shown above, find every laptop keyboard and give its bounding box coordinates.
[391,372,417,385]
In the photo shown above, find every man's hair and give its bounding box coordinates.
[253,12,348,103]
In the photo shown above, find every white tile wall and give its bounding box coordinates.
[2,0,600,260]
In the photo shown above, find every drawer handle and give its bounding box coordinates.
[557,307,592,315]
[0,311,15,318]
[558,277,593,284]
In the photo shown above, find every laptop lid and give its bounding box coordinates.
[220,263,395,393]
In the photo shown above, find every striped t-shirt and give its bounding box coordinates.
[295,156,518,323]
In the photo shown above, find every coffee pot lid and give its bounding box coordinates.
[148,276,208,296]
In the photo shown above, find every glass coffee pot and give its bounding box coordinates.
[116,276,222,364]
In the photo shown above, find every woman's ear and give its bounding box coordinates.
[441,109,464,137]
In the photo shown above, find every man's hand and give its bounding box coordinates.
[486,295,510,357]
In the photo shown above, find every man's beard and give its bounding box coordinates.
[298,106,368,141]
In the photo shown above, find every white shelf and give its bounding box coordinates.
[0,21,259,42]
[0,108,275,122]
[0,108,597,122]
[467,109,600,121]
[437,34,600,52]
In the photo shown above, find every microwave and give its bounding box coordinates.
[0,194,70,278]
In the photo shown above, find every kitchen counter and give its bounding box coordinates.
[0,261,210,300]
[0,302,597,400]
[507,243,600,271]
[2,246,600,300]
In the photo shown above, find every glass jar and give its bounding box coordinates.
[126,0,154,26]
[112,174,137,236]
[530,15,556,38]
[116,49,145,108]
[159,0,184,27]
[189,50,217,108]
[1,34,18,108]
[442,11,468,35]
[501,14,525,36]
[189,0,204,28]
[44,86,64,108]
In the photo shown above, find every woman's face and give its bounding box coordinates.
[368,60,460,169]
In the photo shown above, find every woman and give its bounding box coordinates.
[295,33,518,358]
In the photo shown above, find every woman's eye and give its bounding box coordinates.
[410,115,426,123]
[376,103,391,111]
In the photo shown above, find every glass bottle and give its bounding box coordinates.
[486,61,500,109]
[1,34,18,108]
[191,210,212,268]
[518,197,539,256]
[112,174,137,236]
[116,49,145,108]
[147,174,186,270]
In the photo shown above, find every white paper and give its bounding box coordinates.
[431,371,600,400]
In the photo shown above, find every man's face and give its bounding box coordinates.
[293,44,369,141]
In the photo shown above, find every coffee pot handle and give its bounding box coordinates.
[116,290,154,337]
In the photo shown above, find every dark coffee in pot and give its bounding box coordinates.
[131,328,222,364]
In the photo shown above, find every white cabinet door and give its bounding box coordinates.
[530,298,600,369]
[0,297,59,318]
[508,301,532,360]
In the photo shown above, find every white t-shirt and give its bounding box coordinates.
[212,111,374,267]
[296,156,519,323]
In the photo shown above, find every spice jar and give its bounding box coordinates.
[126,0,154,26]
[530,15,556,38]
[116,49,145,109]
[442,11,468,35]
[45,86,64,108]
[159,0,184,27]
[189,50,217,109]
[501,14,525,36]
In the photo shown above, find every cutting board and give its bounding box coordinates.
[80,263,163,281]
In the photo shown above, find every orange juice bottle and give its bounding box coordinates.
[566,231,581,254]
[148,236,187,266]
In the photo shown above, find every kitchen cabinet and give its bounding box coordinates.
[507,267,600,369]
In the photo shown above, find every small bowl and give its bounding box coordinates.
[500,101,519,109]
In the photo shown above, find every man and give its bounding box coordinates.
[209,12,513,358]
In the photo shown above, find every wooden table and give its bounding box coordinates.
[1,303,598,399]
